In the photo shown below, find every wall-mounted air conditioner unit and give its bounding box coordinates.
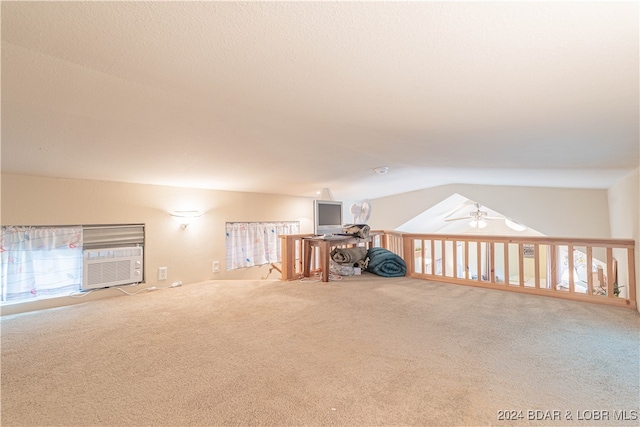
[82,246,143,290]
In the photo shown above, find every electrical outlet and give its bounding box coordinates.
[158,267,168,280]
[212,261,220,273]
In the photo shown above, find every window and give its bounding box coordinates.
[1,224,144,303]
[225,222,299,270]
[1,226,83,302]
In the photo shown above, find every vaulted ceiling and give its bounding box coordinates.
[2,1,638,200]
[395,193,543,235]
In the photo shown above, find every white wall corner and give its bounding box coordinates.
[607,167,639,312]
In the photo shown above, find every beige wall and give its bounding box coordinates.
[370,183,612,239]
[3,173,637,313]
[607,168,640,312]
[1,174,315,313]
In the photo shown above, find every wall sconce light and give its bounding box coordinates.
[171,211,202,228]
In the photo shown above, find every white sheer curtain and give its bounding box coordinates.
[225,222,299,270]
[1,226,83,302]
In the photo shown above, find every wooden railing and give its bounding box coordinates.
[402,233,636,309]
[381,230,404,258]
[280,231,637,309]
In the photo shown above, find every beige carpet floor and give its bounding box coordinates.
[1,275,639,426]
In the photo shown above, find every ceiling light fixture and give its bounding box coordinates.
[469,219,487,229]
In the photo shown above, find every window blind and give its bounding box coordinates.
[83,224,144,250]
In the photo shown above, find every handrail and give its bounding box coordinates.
[280,231,637,309]
[400,233,636,248]
[399,232,636,309]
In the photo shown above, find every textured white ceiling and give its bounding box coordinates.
[2,1,638,199]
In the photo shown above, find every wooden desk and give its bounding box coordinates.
[302,235,374,282]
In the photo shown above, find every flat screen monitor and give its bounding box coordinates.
[314,200,343,236]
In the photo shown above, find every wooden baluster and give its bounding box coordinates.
[534,244,540,289]
[586,246,593,295]
[503,241,509,286]
[518,243,525,287]
[402,235,414,276]
[439,240,444,277]
[477,242,482,282]
[568,245,574,293]
[464,240,470,280]
[452,239,458,279]
[489,242,495,283]
[431,239,436,276]
[627,247,636,304]
[550,245,558,291]
[607,247,614,298]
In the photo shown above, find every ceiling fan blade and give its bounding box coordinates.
[444,216,470,222]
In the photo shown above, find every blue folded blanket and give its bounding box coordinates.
[366,247,406,277]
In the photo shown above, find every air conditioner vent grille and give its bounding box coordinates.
[83,247,143,290]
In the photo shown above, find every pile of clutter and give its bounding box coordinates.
[328,225,407,278]
[330,247,368,276]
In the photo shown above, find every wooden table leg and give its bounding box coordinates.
[320,241,330,282]
[303,239,312,278]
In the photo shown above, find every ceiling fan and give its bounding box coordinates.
[444,202,502,229]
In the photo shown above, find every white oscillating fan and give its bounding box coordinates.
[350,200,372,223]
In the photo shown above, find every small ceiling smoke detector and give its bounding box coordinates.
[374,166,389,175]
